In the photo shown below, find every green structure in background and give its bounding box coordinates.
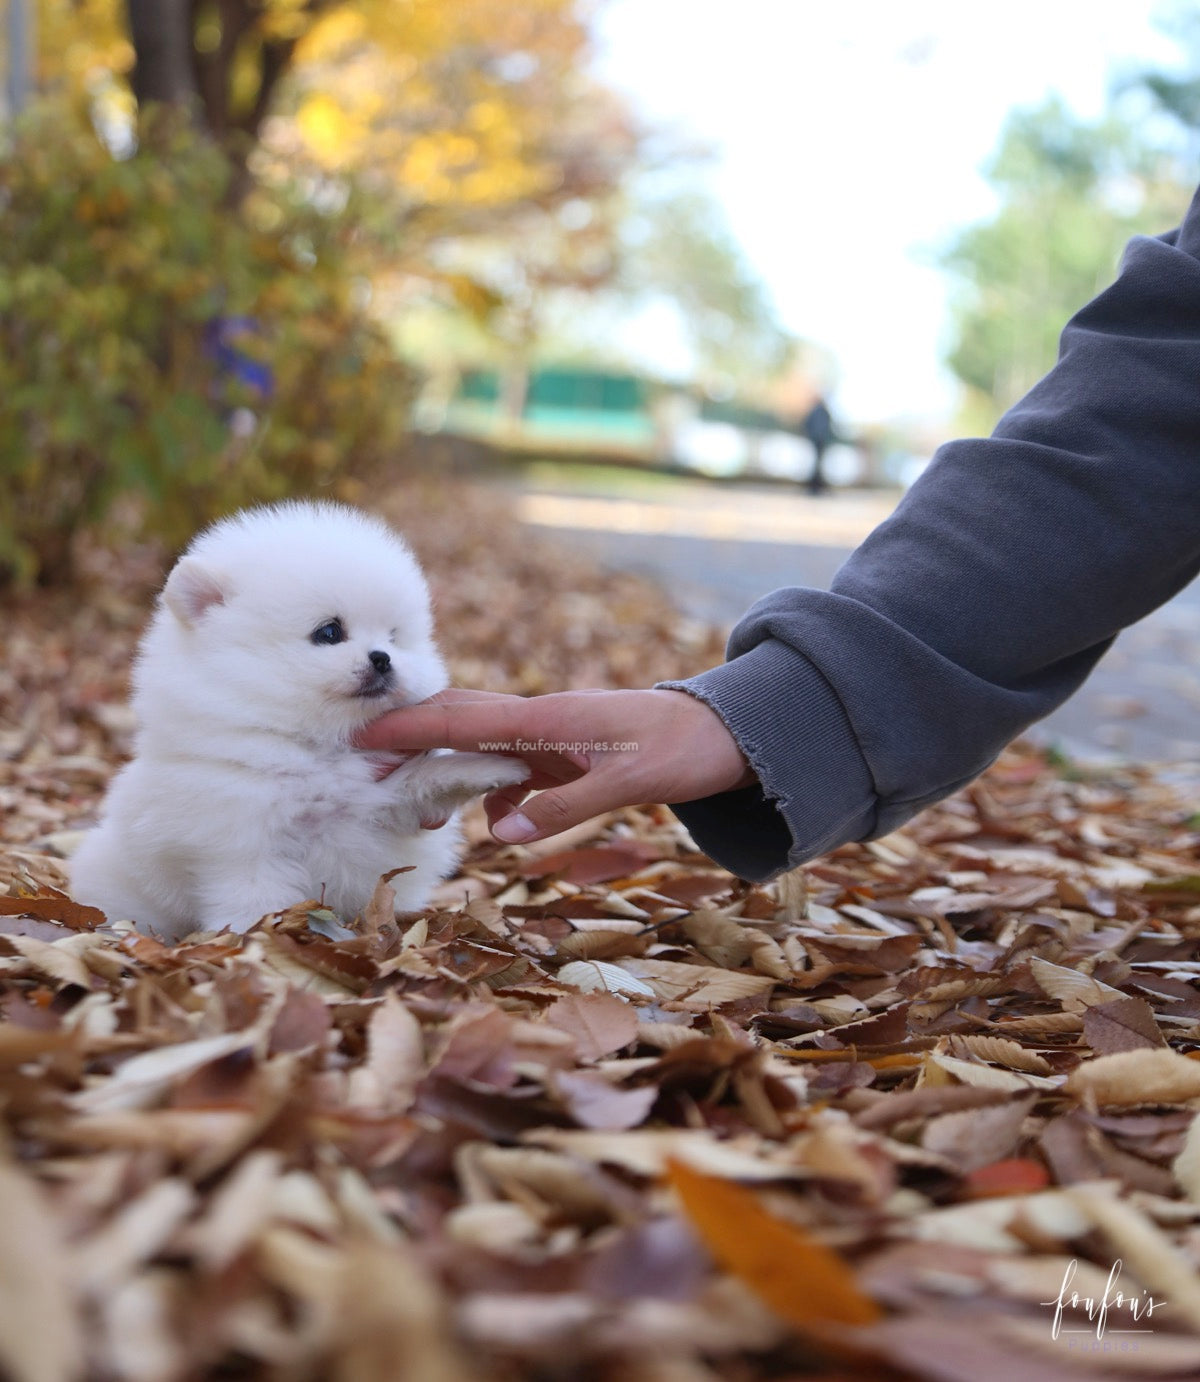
[446,367,660,456]
[434,364,870,483]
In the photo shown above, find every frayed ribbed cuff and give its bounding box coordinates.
[657,639,878,881]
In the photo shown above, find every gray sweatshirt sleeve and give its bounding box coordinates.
[660,185,1200,881]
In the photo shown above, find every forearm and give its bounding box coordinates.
[668,191,1200,879]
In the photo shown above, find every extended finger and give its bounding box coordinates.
[354,695,534,753]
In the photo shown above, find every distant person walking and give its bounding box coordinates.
[800,396,836,496]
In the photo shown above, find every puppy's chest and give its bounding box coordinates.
[270,763,391,839]
[285,786,387,839]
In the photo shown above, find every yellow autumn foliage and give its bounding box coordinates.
[35,0,614,227]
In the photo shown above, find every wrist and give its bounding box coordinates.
[654,688,757,796]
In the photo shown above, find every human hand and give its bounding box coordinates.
[354,687,756,844]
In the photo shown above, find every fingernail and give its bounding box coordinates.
[492,811,537,843]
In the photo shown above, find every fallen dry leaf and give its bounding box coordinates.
[1064,1048,1200,1106]
[666,1157,882,1329]
[1082,995,1168,1053]
[960,1157,1051,1199]
[3,480,1200,1379]
[0,1155,84,1382]
[544,992,640,1062]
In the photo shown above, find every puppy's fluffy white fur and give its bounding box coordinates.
[70,501,527,942]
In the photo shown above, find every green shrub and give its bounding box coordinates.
[0,107,414,586]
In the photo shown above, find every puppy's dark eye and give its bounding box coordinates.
[310,618,346,646]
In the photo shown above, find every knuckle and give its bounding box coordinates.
[534,792,575,828]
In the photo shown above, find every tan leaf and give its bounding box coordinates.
[925,1052,1059,1092]
[1172,1112,1200,1204]
[183,1149,283,1272]
[555,928,649,962]
[0,1024,77,1069]
[463,1144,627,1223]
[44,1108,255,1162]
[906,1190,1092,1251]
[348,993,424,1114]
[922,1093,1038,1172]
[943,1035,1053,1075]
[254,932,369,997]
[100,1272,183,1382]
[1027,955,1124,1012]
[1065,1049,1200,1106]
[914,973,1011,1004]
[359,871,398,937]
[520,843,660,885]
[544,992,639,1062]
[72,1031,257,1113]
[525,1128,808,1181]
[74,1178,197,1295]
[982,1011,1084,1039]
[0,1156,84,1382]
[445,1201,543,1254]
[556,959,655,999]
[4,934,95,989]
[615,957,773,1011]
[681,911,791,980]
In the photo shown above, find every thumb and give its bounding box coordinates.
[490,772,628,844]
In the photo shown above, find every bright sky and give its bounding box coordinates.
[592,0,1186,426]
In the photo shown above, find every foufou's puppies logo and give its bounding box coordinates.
[1042,1259,1162,1350]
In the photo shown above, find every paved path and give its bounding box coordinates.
[516,480,1200,765]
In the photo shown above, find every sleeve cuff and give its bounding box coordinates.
[657,638,878,881]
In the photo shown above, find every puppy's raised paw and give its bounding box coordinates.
[432,752,530,795]
[404,751,530,827]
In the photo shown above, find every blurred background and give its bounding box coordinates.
[4,0,1200,761]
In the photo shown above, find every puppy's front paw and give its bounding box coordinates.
[434,752,530,795]
[406,751,529,827]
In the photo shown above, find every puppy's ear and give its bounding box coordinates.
[163,558,231,628]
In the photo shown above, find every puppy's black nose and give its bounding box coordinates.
[368,650,391,675]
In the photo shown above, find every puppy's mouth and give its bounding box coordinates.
[355,668,397,700]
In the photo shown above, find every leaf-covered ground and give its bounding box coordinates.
[3,483,1200,1382]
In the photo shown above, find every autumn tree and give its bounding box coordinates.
[35,0,627,225]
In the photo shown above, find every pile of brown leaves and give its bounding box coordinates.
[3,485,1200,1381]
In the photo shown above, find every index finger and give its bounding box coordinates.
[355,696,536,754]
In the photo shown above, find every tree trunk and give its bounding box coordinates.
[126,0,199,111]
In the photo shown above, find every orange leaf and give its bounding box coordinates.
[666,1158,881,1329]
[961,1157,1050,1199]
[865,1053,923,1071]
[774,1049,921,1072]
[0,890,106,931]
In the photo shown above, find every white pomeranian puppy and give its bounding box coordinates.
[70,501,528,942]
